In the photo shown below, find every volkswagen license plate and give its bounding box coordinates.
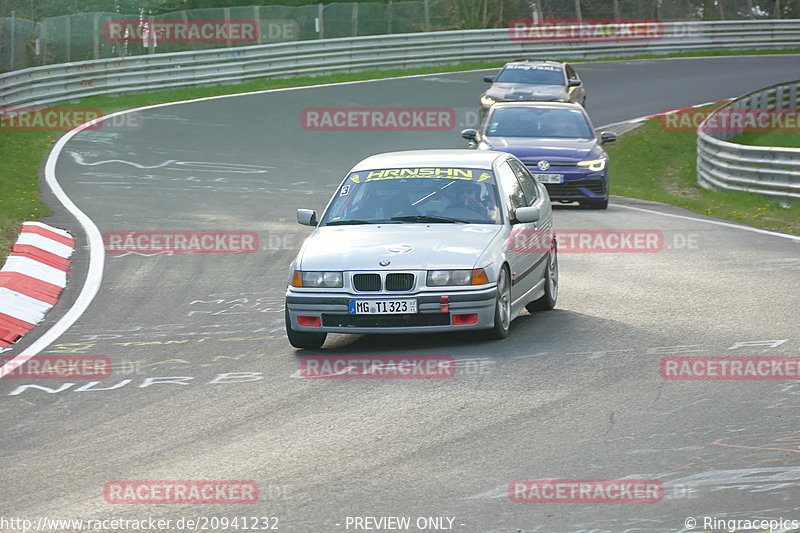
[533,173,564,184]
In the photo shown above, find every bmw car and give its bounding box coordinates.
[479,59,586,118]
[284,150,558,349]
[462,101,616,209]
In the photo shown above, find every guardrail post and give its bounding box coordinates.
[93,14,100,60]
[225,8,231,47]
[10,10,15,70]
[65,16,71,63]
[424,0,430,32]
[148,15,156,54]
[352,4,359,37]
[388,0,393,34]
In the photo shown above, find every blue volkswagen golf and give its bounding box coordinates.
[462,102,616,209]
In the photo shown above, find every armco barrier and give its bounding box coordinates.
[2,20,800,108]
[697,80,800,206]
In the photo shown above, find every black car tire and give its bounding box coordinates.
[526,247,558,312]
[488,267,511,340]
[285,307,327,349]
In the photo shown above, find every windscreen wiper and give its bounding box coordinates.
[390,215,470,224]
[325,219,399,226]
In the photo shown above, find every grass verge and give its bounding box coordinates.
[2,48,800,262]
[605,106,800,235]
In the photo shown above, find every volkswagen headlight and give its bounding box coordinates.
[577,157,607,172]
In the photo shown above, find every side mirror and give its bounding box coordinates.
[483,76,494,83]
[514,206,541,224]
[568,79,582,87]
[600,131,617,144]
[461,128,478,141]
[297,208,318,226]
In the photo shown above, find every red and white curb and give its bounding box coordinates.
[0,221,74,350]
[597,98,736,130]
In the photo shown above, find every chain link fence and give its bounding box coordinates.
[0,0,790,72]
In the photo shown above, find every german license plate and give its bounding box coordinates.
[534,173,564,184]
[349,299,417,314]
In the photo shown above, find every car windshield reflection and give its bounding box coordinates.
[486,107,594,139]
[320,169,502,226]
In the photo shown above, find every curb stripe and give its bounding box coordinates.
[21,221,73,239]
[15,232,74,258]
[11,244,72,271]
[0,313,36,347]
[0,272,61,305]
[1,256,67,287]
[0,288,52,324]
[20,224,75,247]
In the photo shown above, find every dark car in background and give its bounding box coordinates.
[479,59,587,118]
[462,101,616,209]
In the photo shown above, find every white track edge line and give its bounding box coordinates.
[0,123,105,377]
[614,204,800,241]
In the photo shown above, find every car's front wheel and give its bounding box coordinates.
[526,247,558,312]
[488,266,511,340]
[285,308,327,349]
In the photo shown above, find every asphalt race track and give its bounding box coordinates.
[2,56,800,533]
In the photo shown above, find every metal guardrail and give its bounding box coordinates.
[697,80,800,206]
[2,20,800,109]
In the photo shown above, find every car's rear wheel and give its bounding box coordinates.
[488,267,511,339]
[527,247,558,312]
[285,307,327,349]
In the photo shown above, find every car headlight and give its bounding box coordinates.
[577,157,607,172]
[427,268,490,287]
[480,95,496,107]
[291,270,343,288]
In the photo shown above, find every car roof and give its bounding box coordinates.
[350,149,509,172]
[490,101,585,111]
[503,59,565,68]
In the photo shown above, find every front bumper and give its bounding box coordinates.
[526,166,608,201]
[285,286,497,334]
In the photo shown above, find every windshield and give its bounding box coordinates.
[494,64,565,85]
[485,107,594,139]
[320,167,502,225]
